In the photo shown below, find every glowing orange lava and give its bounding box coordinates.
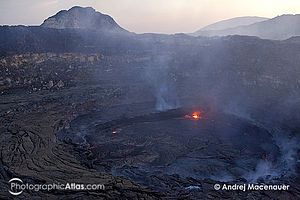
[89,145,104,149]
[192,112,199,119]
[184,111,204,120]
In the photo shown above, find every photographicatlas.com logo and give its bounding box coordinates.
[8,178,105,196]
[9,178,23,196]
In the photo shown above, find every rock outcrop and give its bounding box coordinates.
[41,6,128,33]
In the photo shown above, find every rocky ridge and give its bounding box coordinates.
[41,6,128,33]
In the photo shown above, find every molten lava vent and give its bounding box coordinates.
[184,111,205,120]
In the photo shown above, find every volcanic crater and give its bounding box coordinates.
[59,102,281,195]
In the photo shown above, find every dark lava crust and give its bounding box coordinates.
[59,105,298,199]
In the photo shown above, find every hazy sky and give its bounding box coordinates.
[0,0,300,33]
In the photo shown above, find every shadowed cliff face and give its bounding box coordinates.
[41,6,128,33]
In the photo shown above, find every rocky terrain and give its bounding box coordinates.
[1,6,300,199]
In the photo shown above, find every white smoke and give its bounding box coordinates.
[144,53,180,111]
[244,128,299,183]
